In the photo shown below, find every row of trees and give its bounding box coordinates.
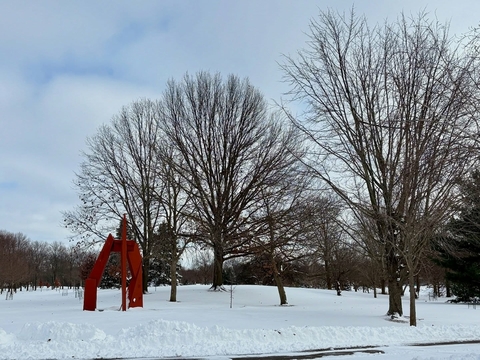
[0,229,177,293]
[59,9,480,327]
[0,232,87,292]
[0,212,456,300]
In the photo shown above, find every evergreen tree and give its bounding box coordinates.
[99,253,121,289]
[436,170,480,301]
[115,218,134,240]
[149,222,182,287]
[148,258,170,286]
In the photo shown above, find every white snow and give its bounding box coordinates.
[1,285,480,359]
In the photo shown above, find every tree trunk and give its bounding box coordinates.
[387,277,403,316]
[381,279,387,295]
[446,278,451,298]
[142,257,149,293]
[169,255,178,302]
[210,244,225,291]
[271,255,287,305]
[415,275,420,298]
[409,271,417,326]
[386,251,403,316]
[325,259,332,290]
[386,242,403,316]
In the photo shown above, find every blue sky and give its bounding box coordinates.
[1,0,479,244]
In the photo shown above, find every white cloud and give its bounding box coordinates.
[1,0,479,243]
[0,74,160,242]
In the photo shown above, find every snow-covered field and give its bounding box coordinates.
[1,285,480,359]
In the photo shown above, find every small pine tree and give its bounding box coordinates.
[149,221,181,286]
[148,258,170,286]
[115,219,134,240]
[99,253,122,289]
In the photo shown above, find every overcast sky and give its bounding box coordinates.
[1,0,479,244]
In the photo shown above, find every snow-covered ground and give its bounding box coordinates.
[1,284,480,359]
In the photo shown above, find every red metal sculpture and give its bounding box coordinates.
[83,215,143,311]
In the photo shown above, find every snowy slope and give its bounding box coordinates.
[1,285,480,359]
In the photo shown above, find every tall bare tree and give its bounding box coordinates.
[282,10,479,325]
[153,145,194,301]
[161,72,304,290]
[248,171,310,305]
[64,99,165,292]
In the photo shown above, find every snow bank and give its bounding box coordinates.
[1,320,480,359]
[1,285,480,359]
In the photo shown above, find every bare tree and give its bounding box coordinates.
[48,242,69,288]
[64,99,165,292]
[161,72,304,290]
[300,194,345,290]
[0,231,30,295]
[153,145,195,301]
[25,240,49,290]
[282,10,479,325]
[349,212,390,298]
[248,175,309,305]
[191,249,214,285]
